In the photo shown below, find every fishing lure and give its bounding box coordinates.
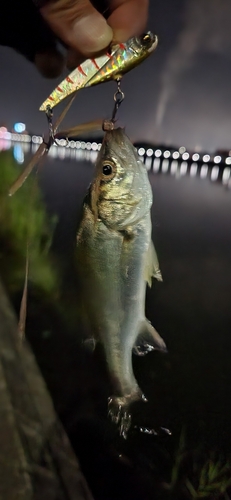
[9,32,158,196]
[40,32,158,111]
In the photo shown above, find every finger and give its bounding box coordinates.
[41,0,113,56]
[35,48,65,77]
[66,48,84,71]
[66,44,110,71]
[108,0,149,42]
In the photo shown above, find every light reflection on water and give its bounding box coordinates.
[1,140,231,188]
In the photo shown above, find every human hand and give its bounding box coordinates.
[38,0,149,74]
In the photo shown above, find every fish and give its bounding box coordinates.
[76,126,166,438]
[40,32,158,111]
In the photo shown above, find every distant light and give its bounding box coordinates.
[154,149,162,157]
[146,148,153,157]
[145,157,152,170]
[32,143,39,153]
[97,143,102,151]
[202,154,210,163]
[163,150,170,158]
[91,142,98,151]
[225,157,231,165]
[0,126,7,134]
[180,162,188,175]
[211,166,219,181]
[23,134,31,142]
[182,152,189,161]
[13,144,24,164]
[70,148,76,158]
[138,147,145,156]
[58,148,66,159]
[49,146,57,158]
[162,159,169,173]
[91,151,98,162]
[222,167,230,183]
[0,130,11,140]
[69,140,75,148]
[172,151,180,159]
[76,149,84,159]
[214,155,221,164]
[59,138,66,147]
[86,142,92,150]
[81,141,86,149]
[76,141,81,149]
[200,165,208,178]
[179,146,186,154]
[153,158,160,172]
[192,153,200,161]
[170,161,178,174]
[0,139,11,152]
[14,122,26,133]
[190,163,198,176]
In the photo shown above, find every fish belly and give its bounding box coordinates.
[77,205,151,405]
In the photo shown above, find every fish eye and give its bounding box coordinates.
[103,164,113,175]
[101,160,116,181]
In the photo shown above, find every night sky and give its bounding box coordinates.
[1,0,231,151]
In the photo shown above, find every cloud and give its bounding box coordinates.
[156,0,231,128]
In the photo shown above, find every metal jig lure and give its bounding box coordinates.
[8,32,158,196]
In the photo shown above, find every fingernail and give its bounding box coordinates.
[72,13,113,54]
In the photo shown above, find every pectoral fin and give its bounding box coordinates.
[144,241,163,287]
[133,320,167,356]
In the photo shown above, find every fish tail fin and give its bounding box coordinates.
[133,319,167,356]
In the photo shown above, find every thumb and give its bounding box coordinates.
[41,0,113,56]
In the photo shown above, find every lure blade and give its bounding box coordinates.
[40,32,158,111]
[9,142,47,196]
[53,94,76,133]
[55,119,103,139]
[9,96,77,196]
[18,243,29,341]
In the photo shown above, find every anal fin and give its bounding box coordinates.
[133,320,167,356]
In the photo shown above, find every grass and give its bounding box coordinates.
[0,150,59,297]
[161,429,231,499]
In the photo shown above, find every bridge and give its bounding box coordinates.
[0,128,230,187]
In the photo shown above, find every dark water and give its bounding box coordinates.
[11,152,231,498]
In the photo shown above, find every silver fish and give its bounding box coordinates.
[76,127,166,437]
